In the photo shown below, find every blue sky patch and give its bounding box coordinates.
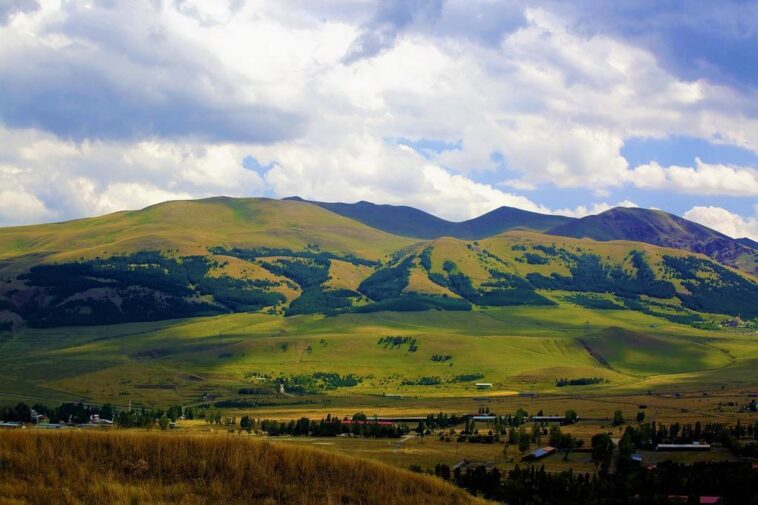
[242,155,276,175]
[621,136,758,168]
[387,137,462,159]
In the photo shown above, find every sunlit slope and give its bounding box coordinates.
[0,197,415,328]
[0,197,413,267]
[378,231,757,321]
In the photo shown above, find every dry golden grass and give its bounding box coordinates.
[323,259,375,291]
[0,431,487,505]
[404,266,459,296]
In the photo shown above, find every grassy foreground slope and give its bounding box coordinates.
[0,431,485,505]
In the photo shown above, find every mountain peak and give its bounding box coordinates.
[548,205,756,274]
[298,198,574,239]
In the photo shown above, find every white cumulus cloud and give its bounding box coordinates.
[554,200,639,219]
[0,1,756,227]
[684,206,758,241]
[629,159,758,196]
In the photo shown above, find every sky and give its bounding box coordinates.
[0,1,757,239]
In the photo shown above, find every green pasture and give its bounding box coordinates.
[0,304,755,408]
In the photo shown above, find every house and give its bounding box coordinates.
[471,415,496,422]
[475,383,493,389]
[656,443,710,451]
[341,419,395,426]
[723,315,742,327]
[34,423,64,430]
[369,416,426,423]
[699,498,721,504]
[667,497,720,504]
[90,414,114,426]
[522,446,556,461]
[531,415,566,423]
[453,459,496,472]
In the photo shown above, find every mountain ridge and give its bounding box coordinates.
[285,196,574,239]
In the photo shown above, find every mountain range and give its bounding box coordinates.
[285,197,573,238]
[0,196,756,331]
[289,197,757,274]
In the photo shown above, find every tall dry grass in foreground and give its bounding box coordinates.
[0,430,487,505]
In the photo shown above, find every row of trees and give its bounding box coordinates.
[438,460,757,504]
[1,402,115,424]
[257,413,411,438]
[1,401,209,429]
[15,252,283,327]
[620,420,758,448]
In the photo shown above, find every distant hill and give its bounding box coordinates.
[286,198,455,239]
[0,196,412,268]
[286,197,574,239]
[547,207,757,274]
[737,237,758,249]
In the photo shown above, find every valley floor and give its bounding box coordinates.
[0,306,755,408]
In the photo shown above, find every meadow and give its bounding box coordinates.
[0,303,755,411]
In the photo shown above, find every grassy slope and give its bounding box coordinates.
[1,306,754,408]
[0,197,413,269]
[0,431,485,505]
[403,229,753,297]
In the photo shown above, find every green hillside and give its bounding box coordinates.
[0,197,411,267]
[1,197,757,331]
[0,196,756,407]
